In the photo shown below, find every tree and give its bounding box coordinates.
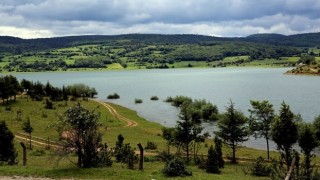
[22,117,33,150]
[162,127,175,154]
[271,102,298,170]
[298,54,316,65]
[114,134,135,169]
[174,102,204,163]
[0,121,18,165]
[312,115,320,140]
[114,134,125,162]
[162,157,192,177]
[214,136,224,168]
[298,123,318,179]
[215,101,249,163]
[56,104,103,168]
[0,75,21,105]
[248,100,275,159]
[206,145,220,174]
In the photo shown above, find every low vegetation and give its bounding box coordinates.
[107,93,120,99]
[3,33,319,73]
[150,96,159,101]
[2,75,320,179]
[134,98,143,104]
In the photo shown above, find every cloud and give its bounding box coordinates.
[0,26,53,39]
[0,0,319,38]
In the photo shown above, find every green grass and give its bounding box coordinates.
[171,61,210,68]
[223,56,249,63]
[0,159,270,180]
[0,61,9,67]
[0,96,279,179]
[107,63,123,69]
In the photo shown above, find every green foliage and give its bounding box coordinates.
[313,115,320,140]
[56,104,106,168]
[66,83,97,98]
[298,54,316,65]
[114,134,136,169]
[157,151,175,162]
[115,134,125,162]
[95,145,113,167]
[214,137,224,168]
[31,149,46,156]
[44,99,54,109]
[0,121,18,165]
[244,156,271,177]
[162,157,192,177]
[145,140,157,150]
[0,75,21,105]
[134,98,143,104]
[162,127,175,154]
[22,117,33,134]
[271,102,298,169]
[107,93,120,99]
[206,145,221,174]
[165,96,219,122]
[150,96,159,101]
[248,100,275,159]
[215,101,249,163]
[167,95,192,107]
[175,104,205,163]
[298,123,318,179]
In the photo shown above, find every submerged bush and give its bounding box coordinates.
[135,98,143,104]
[150,96,159,101]
[107,93,120,99]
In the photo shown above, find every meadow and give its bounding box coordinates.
[0,96,276,179]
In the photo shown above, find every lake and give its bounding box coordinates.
[12,68,320,150]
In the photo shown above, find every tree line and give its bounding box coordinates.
[161,97,320,178]
[0,75,97,105]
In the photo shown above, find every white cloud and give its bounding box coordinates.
[0,26,53,39]
[0,0,320,38]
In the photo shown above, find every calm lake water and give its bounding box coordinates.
[12,68,320,150]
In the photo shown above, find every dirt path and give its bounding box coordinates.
[92,99,138,127]
[14,132,62,149]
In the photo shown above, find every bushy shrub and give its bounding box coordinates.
[206,145,221,174]
[157,151,175,162]
[150,96,159,101]
[44,99,54,109]
[114,134,136,169]
[164,96,173,102]
[107,93,120,99]
[135,98,143,104]
[96,147,113,167]
[162,157,192,177]
[245,156,271,177]
[145,140,157,150]
[31,149,46,156]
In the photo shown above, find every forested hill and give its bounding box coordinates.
[0,32,319,55]
[245,32,320,47]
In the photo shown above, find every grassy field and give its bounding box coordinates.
[0,39,307,72]
[0,96,278,179]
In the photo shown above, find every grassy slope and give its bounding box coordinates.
[1,97,276,179]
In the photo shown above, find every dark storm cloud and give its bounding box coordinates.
[0,0,319,38]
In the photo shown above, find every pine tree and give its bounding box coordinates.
[22,117,33,150]
[206,145,220,174]
[214,137,224,168]
[0,121,18,165]
[216,101,249,163]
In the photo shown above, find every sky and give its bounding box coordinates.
[0,0,320,39]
